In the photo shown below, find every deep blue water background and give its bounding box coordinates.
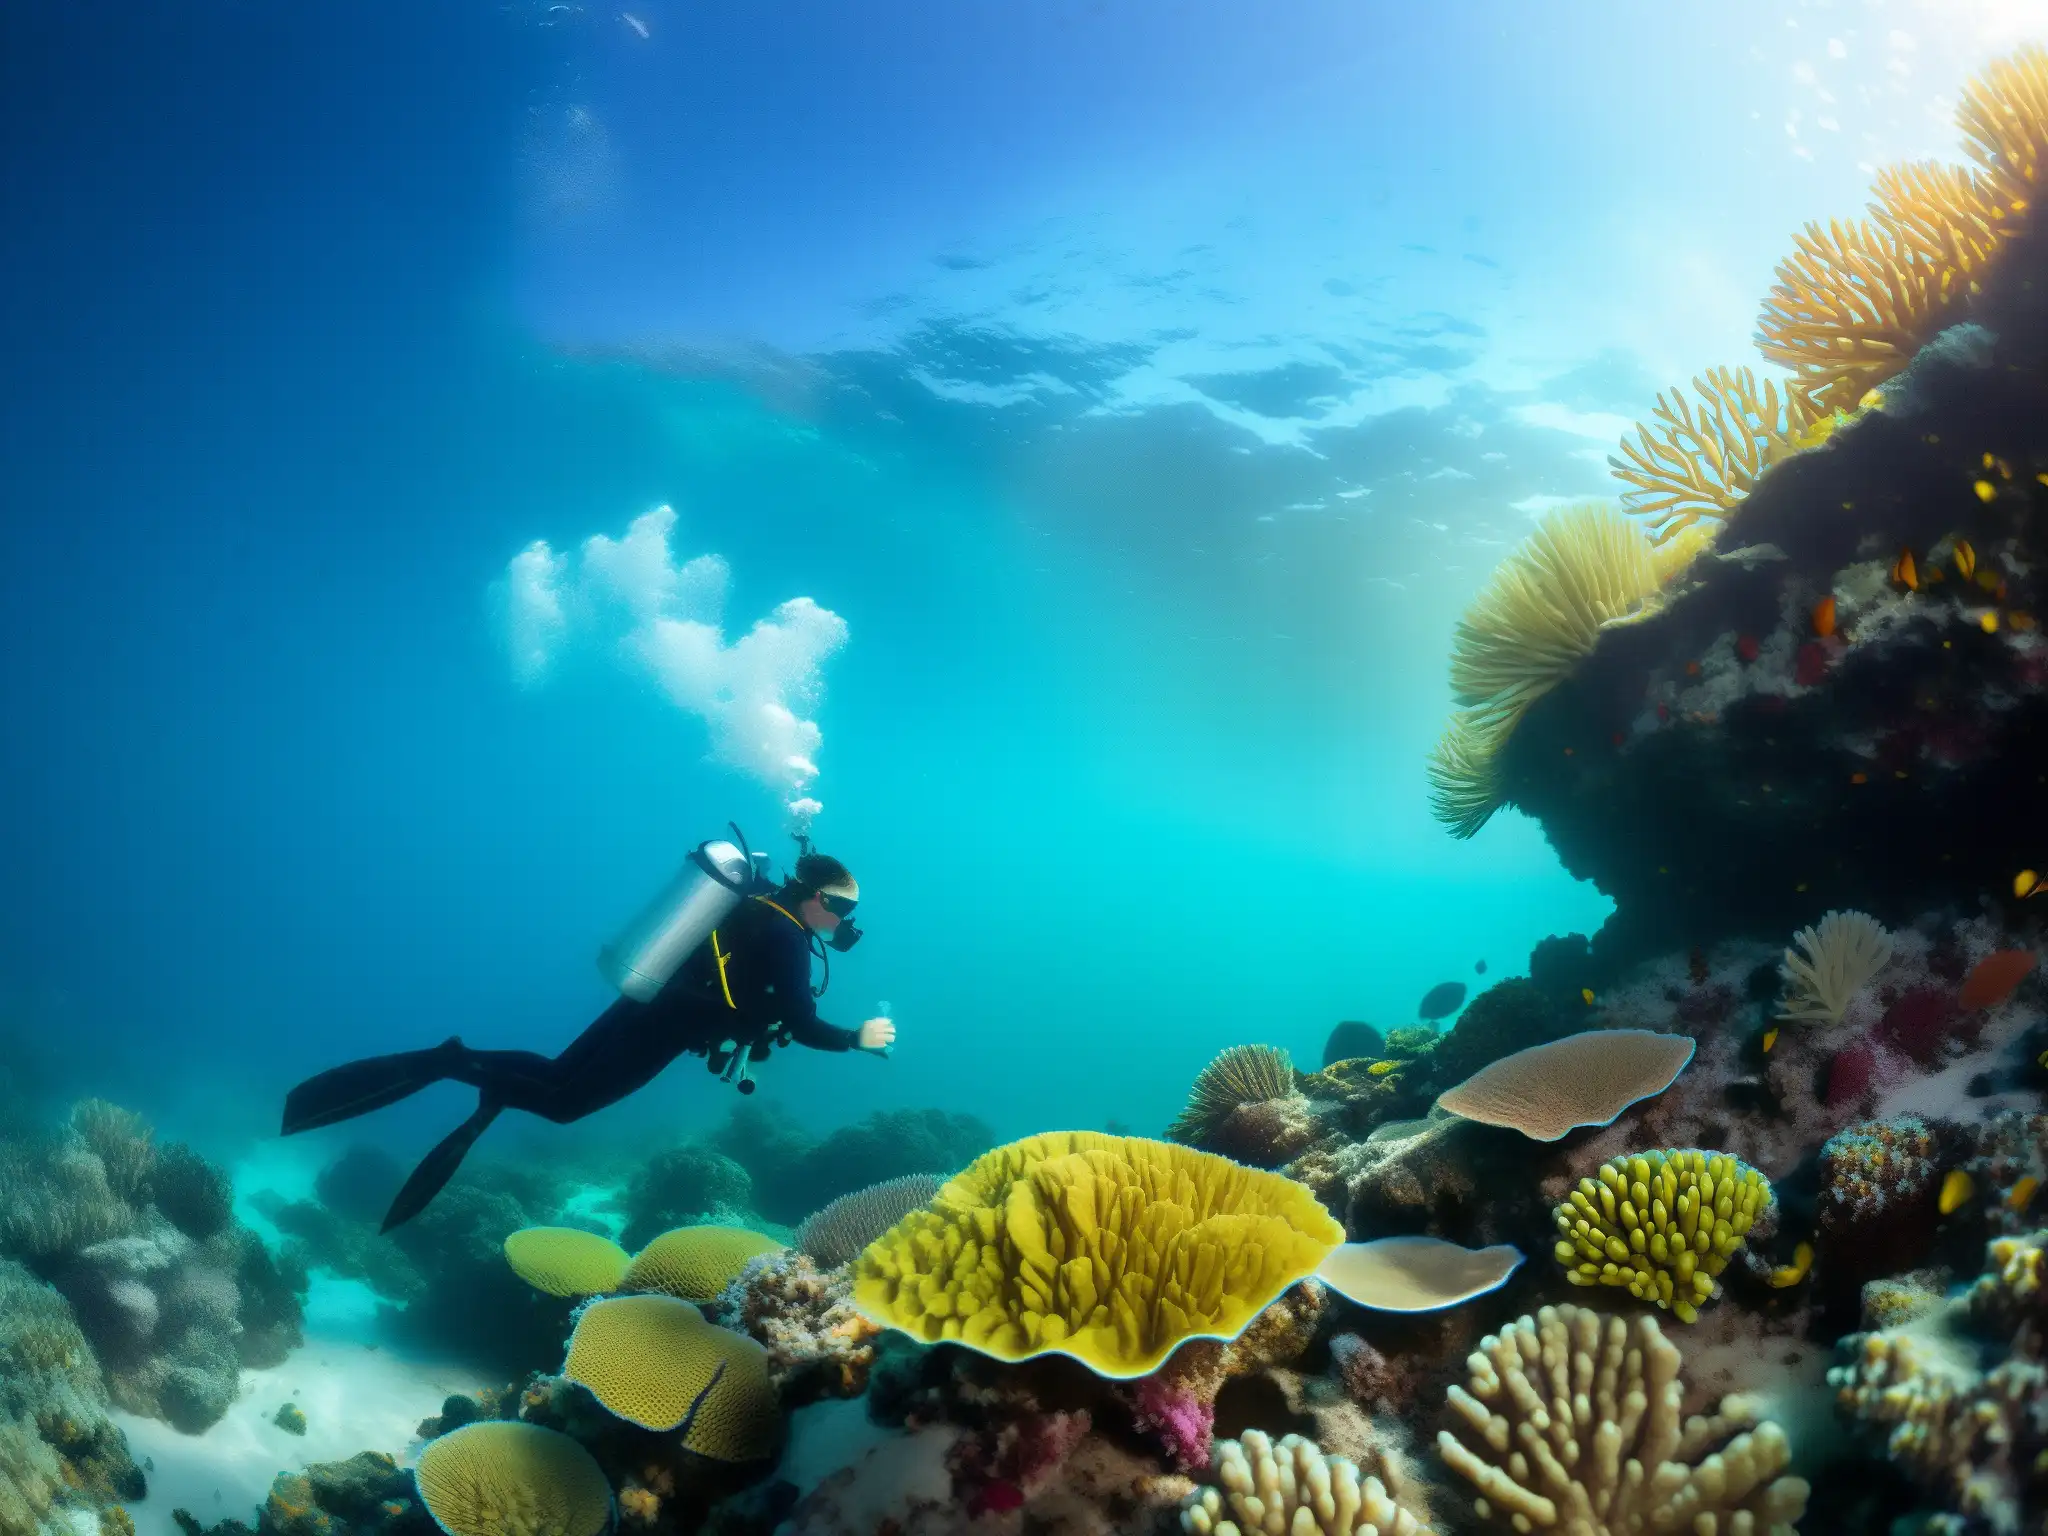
[2,2,2019,1177]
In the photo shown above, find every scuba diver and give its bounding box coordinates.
[279,842,895,1232]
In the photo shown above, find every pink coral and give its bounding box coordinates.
[1876,986,1968,1066]
[1125,1373,1215,1472]
[1826,1040,1877,1108]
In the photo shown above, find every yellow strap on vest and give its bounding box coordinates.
[711,898,807,1011]
[710,930,736,1009]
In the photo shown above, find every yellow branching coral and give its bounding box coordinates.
[1166,1045,1297,1147]
[1872,161,2008,275]
[1428,505,1662,839]
[1959,45,2048,213]
[850,1131,1343,1378]
[412,1422,612,1536]
[1552,1149,1772,1323]
[1439,1305,1810,1534]
[1608,367,1814,544]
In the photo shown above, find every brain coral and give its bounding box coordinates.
[561,1293,779,1460]
[851,1131,1344,1378]
[413,1422,611,1536]
[1435,1029,1695,1142]
[1552,1150,1772,1323]
[622,1226,783,1302]
[501,1228,630,1298]
[1180,1429,1431,1536]
[1439,1304,1809,1534]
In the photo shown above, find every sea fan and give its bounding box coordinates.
[1608,368,1814,545]
[1778,910,1895,1026]
[1167,1045,1297,1148]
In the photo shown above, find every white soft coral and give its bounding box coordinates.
[1778,909,1895,1025]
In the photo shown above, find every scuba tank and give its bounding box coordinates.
[597,825,771,1003]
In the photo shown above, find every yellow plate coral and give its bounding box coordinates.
[851,1131,1343,1379]
[501,1228,631,1298]
[413,1422,612,1536]
[560,1293,779,1460]
[621,1225,784,1303]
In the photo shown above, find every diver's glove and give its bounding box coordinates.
[857,1016,896,1054]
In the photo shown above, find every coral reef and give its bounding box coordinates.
[1552,1149,1773,1322]
[718,1106,994,1226]
[0,1100,307,1433]
[851,1132,1342,1377]
[719,1250,880,1404]
[502,1227,631,1298]
[1166,1045,1312,1166]
[179,1451,435,1536]
[1831,1225,2048,1532]
[618,1144,755,1251]
[0,1259,144,1536]
[1439,1304,1810,1533]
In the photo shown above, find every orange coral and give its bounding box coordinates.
[1609,367,1813,542]
[1959,45,2048,212]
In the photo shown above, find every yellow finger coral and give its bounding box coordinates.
[502,1228,631,1298]
[1552,1150,1772,1323]
[622,1226,783,1303]
[413,1422,612,1536]
[1180,1430,1432,1536]
[850,1131,1344,1379]
[561,1294,779,1460]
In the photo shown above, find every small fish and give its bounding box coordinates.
[1893,548,1920,591]
[2038,1048,2048,1071]
[1581,987,1596,1006]
[1851,772,1868,784]
[1366,1059,1406,1078]
[1939,1169,1975,1215]
[1767,1241,1813,1288]
[1961,949,2038,1010]
[1761,1027,1779,1053]
[2009,1176,2041,1213]
[1975,479,1998,503]
[1684,660,1702,677]
[1955,539,1978,580]
[1812,595,1837,637]
[621,11,650,38]
[2016,869,2043,899]
[1475,959,1487,975]
[1982,612,2002,634]
[2012,612,2037,631]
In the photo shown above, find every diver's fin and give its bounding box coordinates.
[380,1098,501,1233]
[280,1038,466,1136]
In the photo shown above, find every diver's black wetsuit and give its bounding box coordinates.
[281,894,857,1229]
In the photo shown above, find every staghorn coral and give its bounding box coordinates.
[622,1225,783,1303]
[1435,1028,1695,1142]
[561,1293,780,1460]
[501,1228,630,1298]
[1179,1430,1430,1536]
[719,1250,880,1404]
[1439,1304,1809,1534]
[796,1174,944,1269]
[1607,367,1813,545]
[412,1423,611,1536]
[1552,1150,1772,1323]
[1777,910,1894,1026]
[1167,1045,1298,1149]
[1430,505,1665,838]
[852,1131,1343,1378]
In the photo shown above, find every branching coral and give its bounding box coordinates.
[1430,505,1663,838]
[1180,1430,1431,1536]
[1167,1045,1299,1148]
[1439,1305,1809,1534]
[1777,910,1894,1025]
[1607,367,1815,545]
[719,1250,880,1404]
[1958,45,2048,214]
[1552,1149,1772,1323]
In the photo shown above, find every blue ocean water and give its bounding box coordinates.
[0,3,2031,1166]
